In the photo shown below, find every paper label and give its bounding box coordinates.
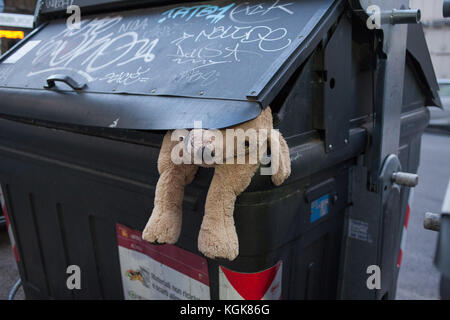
[116,223,210,300]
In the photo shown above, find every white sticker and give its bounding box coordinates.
[348,218,372,243]
[4,40,41,64]
[116,224,210,300]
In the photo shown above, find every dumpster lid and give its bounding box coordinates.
[406,23,442,108]
[0,0,339,129]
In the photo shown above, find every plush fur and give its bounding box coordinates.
[142,107,291,260]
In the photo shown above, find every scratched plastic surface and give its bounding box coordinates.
[0,0,334,101]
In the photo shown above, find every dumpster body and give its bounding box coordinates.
[0,0,441,299]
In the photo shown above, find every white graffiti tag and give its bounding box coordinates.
[28,16,159,82]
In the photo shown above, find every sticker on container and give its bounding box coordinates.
[348,218,372,243]
[310,193,329,223]
[116,223,210,300]
[4,40,41,64]
[219,261,282,300]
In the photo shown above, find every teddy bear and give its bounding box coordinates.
[142,107,291,260]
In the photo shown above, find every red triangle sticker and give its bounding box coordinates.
[220,262,281,300]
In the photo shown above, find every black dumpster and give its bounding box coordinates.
[0,0,441,299]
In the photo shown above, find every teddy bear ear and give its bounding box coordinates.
[256,107,273,126]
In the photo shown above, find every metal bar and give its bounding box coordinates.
[392,172,419,187]
[369,19,408,190]
[424,212,441,231]
[388,9,421,25]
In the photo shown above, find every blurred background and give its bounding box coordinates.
[0,0,36,54]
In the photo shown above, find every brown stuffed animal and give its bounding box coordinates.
[142,107,291,260]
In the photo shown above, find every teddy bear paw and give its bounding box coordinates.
[271,165,291,186]
[142,214,181,245]
[198,227,238,261]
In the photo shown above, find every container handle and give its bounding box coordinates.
[44,74,86,90]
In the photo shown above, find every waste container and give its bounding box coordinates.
[0,0,441,299]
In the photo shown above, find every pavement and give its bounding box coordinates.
[395,131,450,300]
[0,132,448,300]
[0,228,24,300]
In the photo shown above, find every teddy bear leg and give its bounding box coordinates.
[143,164,197,244]
[198,164,258,260]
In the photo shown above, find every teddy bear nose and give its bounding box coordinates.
[197,147,206,159]
[196,146,215,160]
